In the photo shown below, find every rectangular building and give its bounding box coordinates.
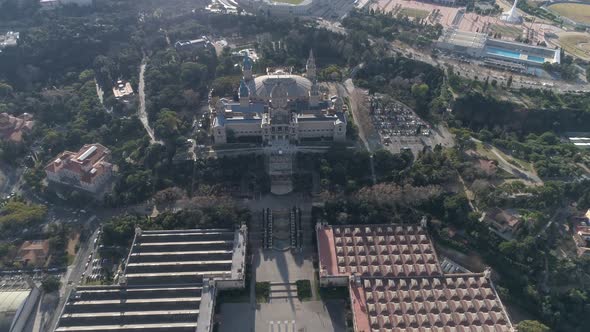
[316,223,515,332]
[55,226,247,332]
[44,143,114,194]
[437,28,560,67]
[317,223,443,286]
[123,228,246,288]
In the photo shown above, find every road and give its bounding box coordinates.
[47,226,101,332]
[138,59,163,145]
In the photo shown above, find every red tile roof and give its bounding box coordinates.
[44,143,112,184]
[350,275,514,331]
[318,224,442,278]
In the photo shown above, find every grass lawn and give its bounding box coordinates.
[489,24,522,39]
[399,8,430,19]
[296,280,312,301]
[549,3,590,25]
[271,0,305,4]
[255,282,270,303]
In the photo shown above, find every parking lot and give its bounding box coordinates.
[370,95,436,155]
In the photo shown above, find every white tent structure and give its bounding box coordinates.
[501,0,523,24]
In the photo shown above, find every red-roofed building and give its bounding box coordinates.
[316,223,515,331]
[15,240,49,267]
[316,223,443,287]
[0,112,34,143]
[44,143,114,194]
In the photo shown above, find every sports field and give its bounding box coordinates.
[548,3,590,25]
[557,32,590,60]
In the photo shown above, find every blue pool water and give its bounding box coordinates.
[487,47,521,59]
[527,55,545,63]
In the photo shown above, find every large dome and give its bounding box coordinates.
[246,71,312,99]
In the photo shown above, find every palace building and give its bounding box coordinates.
[212,50,347,145]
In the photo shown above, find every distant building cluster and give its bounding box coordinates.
[0,113,34,143]
[44,143,115,195]
[316,223,515,331]
[55,226,248,332]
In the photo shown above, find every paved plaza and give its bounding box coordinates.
[218,193,345,332]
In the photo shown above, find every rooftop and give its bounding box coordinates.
[44,143,113,185]
[55,284,203,332]
[350,274,514,332]
[317,224,443,279]
[123,228,247,286]
[56,227,247,332]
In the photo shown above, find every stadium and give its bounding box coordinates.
[437,28,561,69]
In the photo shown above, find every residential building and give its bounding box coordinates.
[484,208,523,239]
[14,240,49,267]
[0,113,34,143]
[44,143,115,194]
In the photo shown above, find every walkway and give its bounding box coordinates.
[138,58,162,145]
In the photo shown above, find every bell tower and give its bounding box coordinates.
[239,79,249,107]
[243,55,253,81]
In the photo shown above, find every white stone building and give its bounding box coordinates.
[212,51,346,145]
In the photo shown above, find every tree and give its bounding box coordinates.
[154,109,180,139]
[42,276,61,293]
[411,83,429,98]
[517,320,550,332]
[180,62,207,88]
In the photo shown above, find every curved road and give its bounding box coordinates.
[138,60,163,145]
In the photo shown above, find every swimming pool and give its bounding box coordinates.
[487,47,521,59]
[527,55,545,63]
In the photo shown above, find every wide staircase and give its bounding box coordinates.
[268,282,298,302]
